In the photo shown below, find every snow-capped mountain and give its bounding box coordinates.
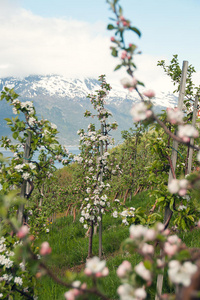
[0,75,178,145]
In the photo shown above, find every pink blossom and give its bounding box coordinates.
[134,287,147,299]
[96,267,109,277]
[143,90,155,98]
[121,50,127,60]
[40,242,52,256]
[122,20,130,27]
[117,260,132,278]
[64,290,75,300]
[134,262,152,281]
[17,225,29,239]
[141,243,154,255]
[178,124,199,142]
[167,235,181,245]
[145,229,156,241]
[119,16,126,21]
[164,242,178,256]
[167,107,184,124]
[84,256,108,277]
[120,77,137,90]
[130,102,152,122]
[168,178,189,196]
[110,36,115,42]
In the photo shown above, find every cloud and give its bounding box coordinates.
[0,4,180,94]
[0,5,116,78]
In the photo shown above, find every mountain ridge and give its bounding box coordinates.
[0,75,178,145]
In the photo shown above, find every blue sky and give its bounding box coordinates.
[1,0,200,92]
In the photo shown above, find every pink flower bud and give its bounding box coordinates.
[119,16,125,21]
[17,225,29,239]
[121,50,127,60]
[111,36,115,42]
[40,242,52,256]
[123,21,128,26]
[143,90,155,98]
[64,290,75,300]
[84,268,92,276]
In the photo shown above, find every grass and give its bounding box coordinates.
[34,190,200,299]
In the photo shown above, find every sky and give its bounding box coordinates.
[0,0,200,93]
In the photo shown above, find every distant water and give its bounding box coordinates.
[0,146,80,169]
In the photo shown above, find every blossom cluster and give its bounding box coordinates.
[130,102,153,122]
[77,76,121,229]
[0,236,25,298]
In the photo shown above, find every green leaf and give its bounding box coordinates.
[4,118,12,122]
[181,219,187,231]
[137,80,145,87]
[12,132,19,139]
[114,64,122,71]
[130,26,141,37]
[111,48,118,57]
[143,260,152,270]
[107,24,115,30]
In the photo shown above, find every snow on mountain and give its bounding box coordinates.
[0,74,178,107]
[0,75,178,145]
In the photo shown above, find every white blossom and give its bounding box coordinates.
[167,107,184,124]
[178,125,199,142]
[130,102,152,122]
[85,256,106,274]
[112,211,118,218]
[168,260,197,286]
[22,172,30,180]
[134,262,152,281]
[14,277,23,286]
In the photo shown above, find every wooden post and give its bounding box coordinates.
[18,132,31,224]
[99,123,104,259]
[155,61,188,300]
[164,60,188,223]
[187,94,199,174]
[39,155,46,206]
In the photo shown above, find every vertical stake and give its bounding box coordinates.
[155,61,188,300]
[187,94,199,174]
[18,131,31,224]
[99,123,104,259]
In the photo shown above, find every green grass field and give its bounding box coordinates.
[34,191,200,299]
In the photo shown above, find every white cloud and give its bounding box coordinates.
[0,3,184,94]
[0,5,116,78]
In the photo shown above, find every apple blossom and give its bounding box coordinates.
[17,225,29,239]
[164,242,178,257]
[134,262,152,282]
[117,260,132,278]
[40,242,52,256]
[168,178,189,196]
[168,260,197,286]
[178,124,199,142]
[167,107,184,124]
[130,102,152,122]
[143,90,155,98]
[134,287,147,299]
[84,256,108,277]
[121,50,127,60]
